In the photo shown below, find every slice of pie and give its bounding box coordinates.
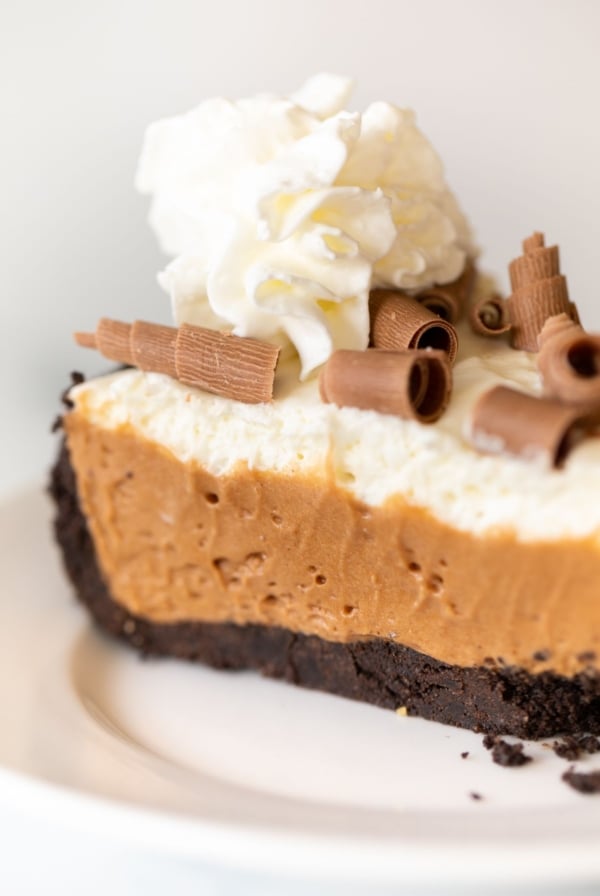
[50,76,600,738]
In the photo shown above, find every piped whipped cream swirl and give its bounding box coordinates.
[136,74,475,378]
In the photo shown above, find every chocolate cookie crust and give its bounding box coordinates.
[50,440,600,738]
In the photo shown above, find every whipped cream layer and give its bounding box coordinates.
[71,337,600,545]
[136,74,475,378]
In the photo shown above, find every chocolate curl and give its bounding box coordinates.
[523,231,545,253]
[417,260,477,324]
[509,245,560,290]
[538,313,581,351]
[469,385,600,468]
[91,319,135,365]
[507,233,577,351]
[416,287,461,324]
[469,294,511,337]
[538,314,600,406]
[131,320,177,373]
[319,349,452,423]
[369,290,458,364]
[74,319,280,404]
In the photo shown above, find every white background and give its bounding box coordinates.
[2,0,600,892]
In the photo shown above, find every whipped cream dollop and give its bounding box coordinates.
[136,74,476,378]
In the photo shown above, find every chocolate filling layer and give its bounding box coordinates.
[50,440,600,738]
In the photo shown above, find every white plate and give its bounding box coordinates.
[2,483,600,888]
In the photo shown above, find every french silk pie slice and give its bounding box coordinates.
[51,76,600,737]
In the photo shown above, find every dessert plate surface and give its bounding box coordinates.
[2,483,600,887]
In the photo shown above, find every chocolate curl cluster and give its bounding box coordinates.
[75,318,280,404]
[369,290,458,364]
[538,314,600,406]
[416,260,477,324]
[470,385,600,468]
[507,232,578,351]
[469,294,511,337]
[320,349,452,423]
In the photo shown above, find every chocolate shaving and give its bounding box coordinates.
[469,385,600,467]
[507,233,578,351]
[537,314,600,406]
[469,294,511,337]
[562,768,600,794]
[416,260,477,323]
[74,319,280,404]
[319,349,452,423]
[369,291,458,364]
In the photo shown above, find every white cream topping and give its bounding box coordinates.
[136,74,475,378]
[71,306,600,543]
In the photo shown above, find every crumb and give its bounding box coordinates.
[396,706,408,717]
[461,751,469,759]
[552,734,600,760]
[553,736,581,761]
[562,767,600,794]
[469,791,483,801]
[533,649,550,662]
[482,734,497,750]
[490,738,532,767]
[578,734,600,754]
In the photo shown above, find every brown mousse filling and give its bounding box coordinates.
[65,411,600,678]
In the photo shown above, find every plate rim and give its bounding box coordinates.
[2,481,600,887]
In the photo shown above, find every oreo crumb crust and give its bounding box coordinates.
[51,371,85,433]
[50,434,600,739]
[562,768,600,794]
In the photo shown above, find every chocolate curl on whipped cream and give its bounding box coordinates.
[469,294,511,337]
[74,319,280,404]
[469,385,600,467]
[319,349,452,423]
[369,290,458,364]
[416,260,477,324]
[538,314,600,406]
[507,233,578,351]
